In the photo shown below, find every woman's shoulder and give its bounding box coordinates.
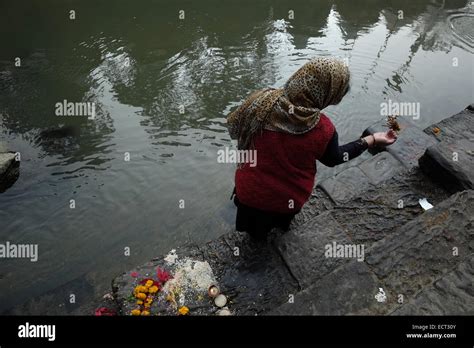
[317,112,335,130]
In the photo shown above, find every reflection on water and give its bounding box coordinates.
[0,0,472,313]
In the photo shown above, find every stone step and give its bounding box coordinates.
[419,105,474,193]
[365,189,473,306]
[419,138,474,192]
[269,259,390,315]
[329,167,450,248]
[290,187,334,227]
[390,255,474,315]
[274,211,354,289]
[423,105,474,143]
[362,116,437,169]
[269,190,472,315]
[318,151,405,204]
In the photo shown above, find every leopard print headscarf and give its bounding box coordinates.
[227,57,350,150]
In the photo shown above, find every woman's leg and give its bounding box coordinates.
[234,196,274,240]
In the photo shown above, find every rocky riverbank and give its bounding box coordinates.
[0,151,19,193]
[96,105,474,315]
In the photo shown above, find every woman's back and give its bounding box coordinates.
[235,113,335,214]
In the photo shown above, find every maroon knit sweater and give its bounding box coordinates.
[235,113,335,213]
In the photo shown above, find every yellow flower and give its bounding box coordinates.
[144,303,151,309]
[145,280,154,288]
[136,292,147,300]
[136,300,143,305]
[178,306,189,315]
[131,309,141,316]
[149,285,159,294]
[141,310,150,316]
[136,285,148,293]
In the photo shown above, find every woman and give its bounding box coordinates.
[227,57,397,240]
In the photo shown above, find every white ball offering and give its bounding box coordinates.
[214,294,227,308]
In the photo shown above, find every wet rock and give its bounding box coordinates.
[0,152,20,193]
[419,138,474,192]
[391,256,474,315]
[358,152,405,185]
[423,105,474,143]
[330,167,450,248]
[290,187,334,227]
[270,260,396,315]
[274,212,352,288]
[318,166,372,204]
[199,232,298,315]
[365,190,474,299]
[363,117,437,168]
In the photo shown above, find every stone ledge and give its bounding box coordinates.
[329,167,449,248]
[274,211,353,288]
[290,187,334,228]
[419,138,474,193]
[391,255,474,315]
[358,151,405,185]
[365,190,474,300]
[0,152,20,193]
[269,260,397,315]
[423,105,474,143]
[318,166,373,204]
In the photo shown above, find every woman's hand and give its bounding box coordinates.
[373,130,398,146]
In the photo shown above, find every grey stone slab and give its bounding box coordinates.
[291,187,334,228]
[419,138,474,193]
[0,152,19,193]
[318,166,373,204]
[363,117,437,169]
[423,106,474,143]
[275,211,353,288]
[358,151,405,185]
[270,260,397,315]
[392,255,474,315]
[365,190,474,299]
[0,152,15,176]
[330,167,450,248]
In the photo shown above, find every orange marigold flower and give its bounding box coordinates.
[178,306,190,315]
[149,285,159,294]
[145,280,154,288]
[131,309,141,316]
[134,285,147,294]
[136,300,143,305]
[141,310,150,316]
[136,293,147,300]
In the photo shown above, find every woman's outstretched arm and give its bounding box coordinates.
[319,130,397,167]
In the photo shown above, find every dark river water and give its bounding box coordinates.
[0,0,473,314]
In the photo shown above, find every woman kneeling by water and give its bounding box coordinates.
[227,57,398,240]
